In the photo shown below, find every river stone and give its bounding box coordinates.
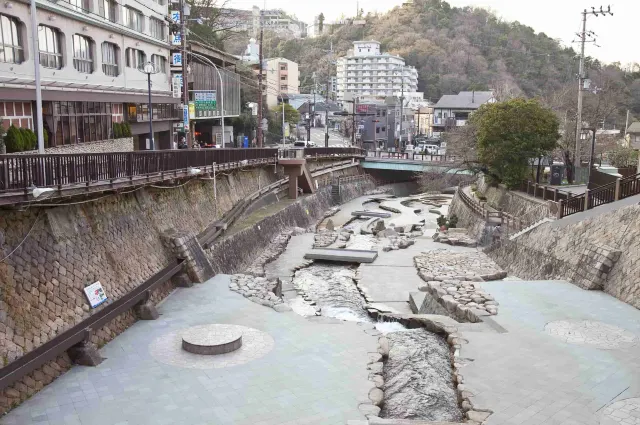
[273,304,292,313]
[368,353,383,364]
[326,219,335,231]
[371,374,384,388]
[368,362,383,374]
[368,388,384,406]
[380,329,463,422]
[358,403,381,417]
[378,336,390,358]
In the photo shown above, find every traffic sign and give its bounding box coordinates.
[193,90,217,118]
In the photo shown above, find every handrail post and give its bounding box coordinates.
[614,178,621,201]
[557,200,564,219]
[584,189,590,210]
[534,183,538,198]
[527,180,531,195]
[553,188,558,202]
[542,185,546,200]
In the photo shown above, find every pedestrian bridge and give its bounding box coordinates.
[362,154,471,175]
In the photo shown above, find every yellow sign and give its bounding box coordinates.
[284,125,290,137]
[188,102,195,119]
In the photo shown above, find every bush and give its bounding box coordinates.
[112,122,122,138]
[20,128,37,150]
[436,215,447,227]
[4,125,24,153]
[448,214,459,228]
[121,122,132,137]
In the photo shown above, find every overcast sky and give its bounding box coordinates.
[226,0,638,65]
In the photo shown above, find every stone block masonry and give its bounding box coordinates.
[486,202,639,308]
[0,165,288,413]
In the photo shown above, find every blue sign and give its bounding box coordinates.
[243,136,249,148]
[170,10,180,23]
[183,105,189,129]
[172,52,182,66]
[171,33,181,46]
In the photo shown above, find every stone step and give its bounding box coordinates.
[304,248,378,263]
[409,292,426,314]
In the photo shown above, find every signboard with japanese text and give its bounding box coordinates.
[172,52,182,66]
[193,90,217,118]
[356,104,371,114]
[172,77,181,98]
[188,102,195,119]
[171,33,182,46]
[170,10,180,23]
[83,281,107,308]
[183,105,189,129]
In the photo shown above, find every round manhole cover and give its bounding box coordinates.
[544,320,637,350]
[150,324,274,369]
[601,398,640,424]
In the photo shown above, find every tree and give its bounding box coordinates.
[4,125,24,153]
[607,146,639,168]
[318,13,325,33]
[471,98,560,188]
[270,103,300,125]
[187,0,245,49]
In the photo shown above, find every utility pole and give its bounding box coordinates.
[399,65,405,149]
[575,5,613,168]
[180,0,189,146]
[307,98,311,142]
[257,9,264,147]
[325,80,330,147]
[625,109,630,137]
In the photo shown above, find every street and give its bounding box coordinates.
[309,127,351,147]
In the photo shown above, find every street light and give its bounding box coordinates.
[139,61,158,150]
[186,51,225,147]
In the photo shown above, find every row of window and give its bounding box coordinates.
[0,15,166,76]
[64,0,165,39]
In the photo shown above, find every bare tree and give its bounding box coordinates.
[188,0,248,48]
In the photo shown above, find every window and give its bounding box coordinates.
[72,34,92,73]
[381,126,386,132]
[280,63,286,70]
[123,7,143,31]
[38,25,62,69]
[98,0,116,22]
[45,102,115,146]
[280,85,287,91]
[149,17,164,40]
[0,14,22,64]
[67,0,89,11]
[280,75,286,81]
[101,42,118,76]
[125,48,145,69]
[151,54,166,73]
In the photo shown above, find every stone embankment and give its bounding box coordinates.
[413,250,505,322]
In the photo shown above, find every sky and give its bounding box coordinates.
[225,0,639,66]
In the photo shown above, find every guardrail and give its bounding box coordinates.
[458,184,529,233]
[366,150,460,162]
[0,258,185,391]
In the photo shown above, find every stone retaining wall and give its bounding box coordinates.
[486,203,639,308]
[447,191,487,241]
[14,138,134,154]
[0,159,355,412]
[477,175,551,221]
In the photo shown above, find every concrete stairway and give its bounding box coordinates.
[508,217,554,240]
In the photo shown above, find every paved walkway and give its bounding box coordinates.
[462,279,640,425]
[1,276,377,425]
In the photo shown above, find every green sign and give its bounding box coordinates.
[194,90,217,118]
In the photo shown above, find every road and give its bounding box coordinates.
[309,127,351,147]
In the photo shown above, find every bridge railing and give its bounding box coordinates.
[0,147,365,194]
[366,150,461,162]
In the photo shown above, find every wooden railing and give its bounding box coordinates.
[557,172,640,218]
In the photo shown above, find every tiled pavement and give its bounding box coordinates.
[1,275,377,425]
[461,279,640,425]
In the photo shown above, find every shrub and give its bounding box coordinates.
[4,125,24,153]
[121,122,132,137]
[20,128,37,150]
[448,214,459,228]
[112,122,122,138]
[436,215,448,227]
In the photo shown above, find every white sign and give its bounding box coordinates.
[83,281,107,308]
[171,33,182,46]
[172,77,181,98]
[170,10,180,23]
[183,105,189,128]
[172,52,182,66]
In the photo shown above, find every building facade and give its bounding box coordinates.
[335,41,418,102]
[264,57,299,108]
[432,91,494,139]
[0,0,178,150]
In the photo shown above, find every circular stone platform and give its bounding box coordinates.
[181,325,242,355]
[149,324,274,369]
[601,398,640,424]
[544,320,638,350]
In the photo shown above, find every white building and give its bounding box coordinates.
[0,0,177,150]
[336,41,418,102]
[264,57,299,107]
[251,7,307,38]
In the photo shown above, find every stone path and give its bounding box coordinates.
[460,279,640,425]
[1,275,377,425]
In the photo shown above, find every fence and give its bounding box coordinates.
[0,147,365,195]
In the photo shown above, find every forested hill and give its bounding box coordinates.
[259,0,606,102]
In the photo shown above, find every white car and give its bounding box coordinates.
[404,144,415,154]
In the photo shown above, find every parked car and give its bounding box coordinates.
[404,144,415,155]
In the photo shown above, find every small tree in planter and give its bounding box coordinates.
[437,214,459,231]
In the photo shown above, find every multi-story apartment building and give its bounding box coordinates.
[220,6,307,39]
[0,0,178,150]
[336,41,418,102]
[264,57,299,108]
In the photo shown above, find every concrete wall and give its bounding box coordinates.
[486,203,640,308]
[477,175,550,218]
[447,191,486,241]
